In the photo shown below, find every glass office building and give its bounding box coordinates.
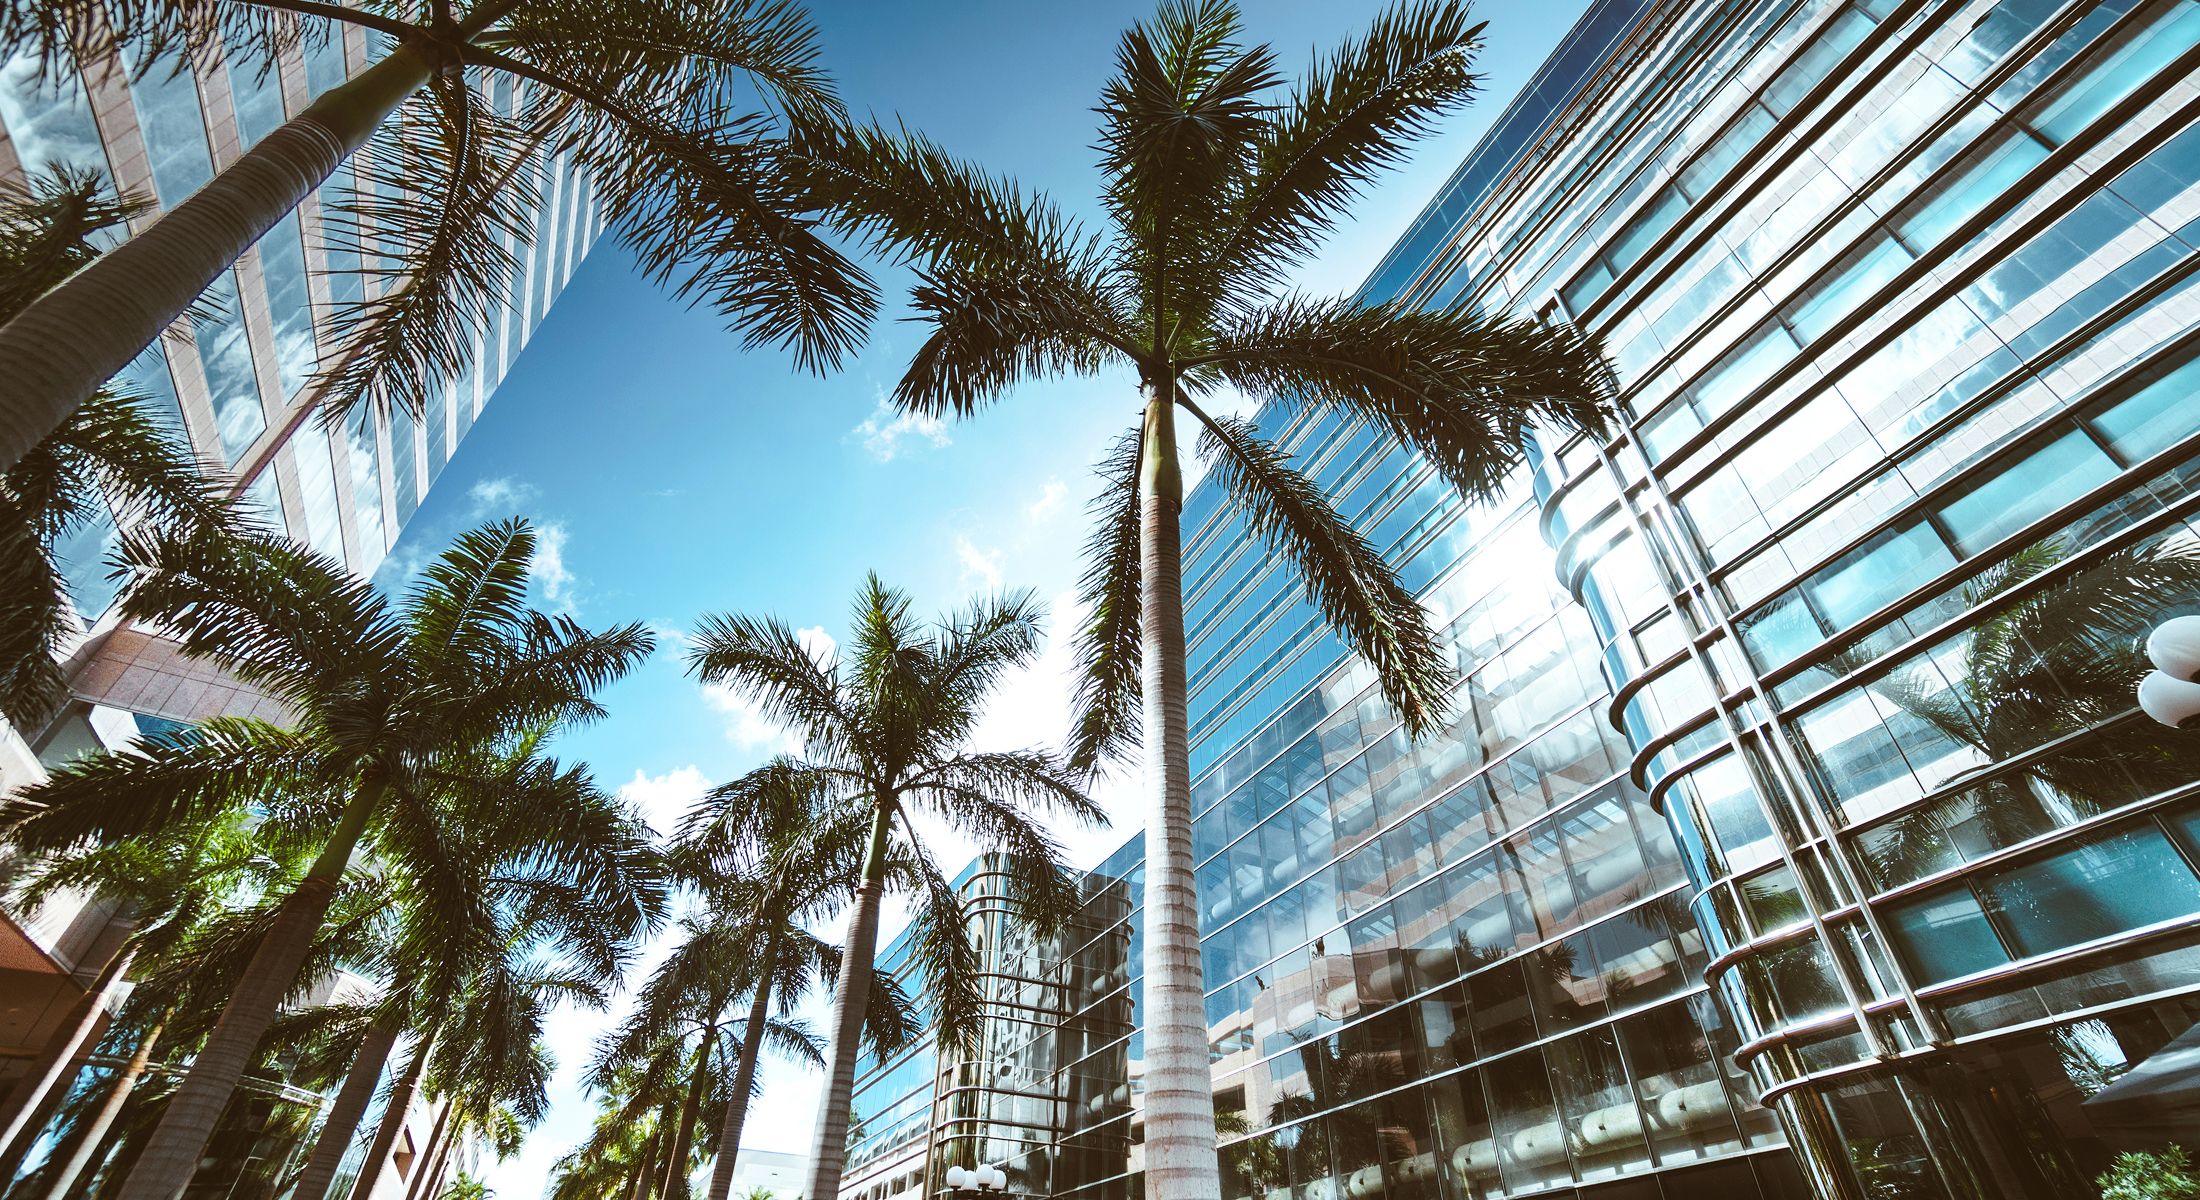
[846,0,2200,1197]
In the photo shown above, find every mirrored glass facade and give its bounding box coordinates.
[851,0,2200,1197]
[0,24,599,604]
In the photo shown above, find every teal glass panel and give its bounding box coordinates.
[1887,887,2008,984]
[1808,521,1957,631]
[222,36,286,146]
[1978,826,2200,958]
[2033,6,2200,145]
[1934,430,2117,556]
[51,493,122,618]
[194,272,268,463]
[2087,353,2200,464]
[0,48,112,179]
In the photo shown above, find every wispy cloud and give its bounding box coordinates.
[529,522,577,615]
[955,535,1003,592]
[469,475,539,514]
[850,392,950,462]
[1026,477,1069,523]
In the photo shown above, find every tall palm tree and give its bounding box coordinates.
[666,762,879,1200]
[291,738,662,1200]
[0,167,236,728]
[0,518,652,1200]
[583,906,832,1200]
[686,578,1105,1200]
[792,3,1614,1188]
[0,0,874,473]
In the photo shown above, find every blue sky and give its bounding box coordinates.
[378,1,1594,1192]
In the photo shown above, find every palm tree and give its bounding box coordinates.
[666,762,883,1200]
[291,737,662,1200]
[0,0,874,473]
[584,905,833,1200]
[686,577,1105,1199]
[0,167,236,728]
[0,518,652,1200]
[0,810,290,1181]
[791,3,1615,1188]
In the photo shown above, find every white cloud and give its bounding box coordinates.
[1026,478,1069,523]
[850,393,950,462]
[468,475,538,514]
[528,522,576,614]
[616,764,712,838]
[955,536,1003,592]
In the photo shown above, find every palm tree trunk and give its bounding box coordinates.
[116,778,386,1200]
[1134,383,1221,1199]
[399,1101,450,1200]
[704,962,774,1200]
[628,1124,665,1200]
[291,1020,401,1200]
[0,44,437,473]
[657,1040,711,1200]
[38,1019,163,1200]
[0,945,135,1178]
[345,1027,433,1200]
[799,804,893,1200]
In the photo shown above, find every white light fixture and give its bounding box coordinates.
[2147,614,2200,682]
[2140,670,2200,729]
[983,1166,1007,1190]
[944,1167,970,1191]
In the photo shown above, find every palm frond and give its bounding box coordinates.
[1096,0,1276,337]
[1191,406,1454,736]
[115,524,404,709]
[686,610,850,757]
[1191,296,1614,504]
[493,0,843,126]
[1067,426,1146,775]
[316,76,533,422]
[895,265,1126,420]
[897,855,983,1054]
[0,166,147,323]
[1211,0,1483,307]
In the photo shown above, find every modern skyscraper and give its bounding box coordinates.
[842,0,2200,1197]
[0,20,596,1189]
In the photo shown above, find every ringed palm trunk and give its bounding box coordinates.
[37,1018,164,1200]
[0,44,436,473]
[799,805,893,1200]
[657,1039,711,1200]
[1134,384,1221,1199]
[345,1027,434,1200]
[704,956,775,1200]
[292,1019,402,1200]
[117,778,386,1200]
[0,944,135,1177]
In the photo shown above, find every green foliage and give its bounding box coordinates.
[2100,1145,2200,1200]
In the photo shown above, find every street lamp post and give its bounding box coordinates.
[2138,614,2200,728]
[942,1165,1010,1197]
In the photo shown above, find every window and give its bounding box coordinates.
[125,52,216,207]
[259,209,317,397]
[1934,429,2117,555]
[345,405,386,572]
[0,47,113,179]
[1977,825,2200,957]
[222,36,287,147]
[1811,521,1957,630]
[291,433,346,562]
[194,271,268,462]
[1887,887,2007,984]
[2086,351,2200,464]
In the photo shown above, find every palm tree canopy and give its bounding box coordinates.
[793,0,1618,768]
[686,578,1106,1046]
[0,168,235,728]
